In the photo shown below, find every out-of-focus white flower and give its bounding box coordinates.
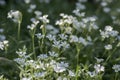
[103,7,111,13]
[0,35,6,41]
[70,35,79,43]
[34,10,42,17]
[73,9,85,17]
[24,0,31,4]
[37,54,48,59]
[49,51,58,57]
[94,64,105,73]
[3,40,9,47]
[112,64,120,72]
[0,28,4,33]
[53,62,68,73]
[95,57,104,63]
[35,33,44,39]
[0,0,6,6]
[101,1,107,7]
[28,4,36,13]
[59,34,68,40]
[105,26,113,32]
[39,15,49,24]
[46,34,56,41]
[104,44,112,50]
[100,25,119,39]
[0,41,4,50]
[7,10,22,23]
[34,72,46,78]
[68,70,75,77]
[27,21,39,30]
[87,71,96,77]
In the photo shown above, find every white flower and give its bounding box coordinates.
[103,7,111,13]
[0,28,4,33]
[28,4,36,13]
[34,10,42,17]
[79,37,88,46]
[24,0,31,4]
[7,10,22,23]
[49,51,58,57]
[60,41,70,49]
[112,64,120,72]
[105,26,113,32]
[87,71,96,77]
[73,9,85,17]
[27,21,39,30]
[0,41,4,50]
[70,35,79,43]
[14,58,26,67]
[68,70,75,77]
[34,72,46,78]
[94,64,105,73]
[37,54,48,59]
[76,3,86,10]
[35,33,44,39]
[100,25,118,39]
[101,1,107,7]
[46,34,56,41]
[104,44,112,50]
[0,35,6,41]
[59,34,68,40]
[53,62,68,73]
[3,40,9,47]
[52,40,61,49]
[95,57,104,63]
[39,15,49,24]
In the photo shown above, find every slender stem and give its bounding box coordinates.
[18,22,21,40]
[105,47,117,63]
[75,45,80,80]
[115,72,118,80]
[32,35,36,59]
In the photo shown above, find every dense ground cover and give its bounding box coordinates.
[0,0,120,80]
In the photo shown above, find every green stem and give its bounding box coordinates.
[18,22,21,40]
[75,45,80,80]
[115,72,118,80]
[32,35,36,59]
[105,47,117,63]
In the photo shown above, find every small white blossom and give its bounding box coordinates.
[0,41,4,50]
[39,15,49,24]
[49,51,58,57]
[7,10,22,23]
[68,70,75,77]
[34,72,46,78]
[24,0,31,4]
[28,4,36,13]
[53,62,68,73]
[37,54,48,59]
[112,64,120,72]
[94,64,105,73]
[46,34,56,41]
[87,71,96,77]
[36,33,44,39]
[59,34,68,40]
[104,44,112,50]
